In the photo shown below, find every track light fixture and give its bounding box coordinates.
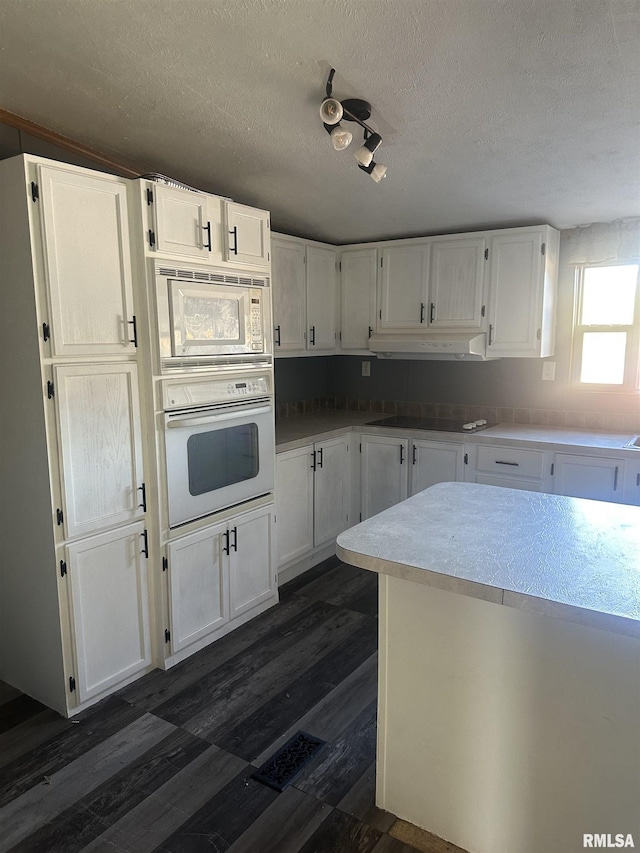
[319,68,387,181]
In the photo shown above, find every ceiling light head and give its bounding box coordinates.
[329,123,353,151]
[358,160,388,182]
[354,132,383,168]
[319,97,343,126]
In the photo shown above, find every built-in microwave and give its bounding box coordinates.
[154,262,272,371]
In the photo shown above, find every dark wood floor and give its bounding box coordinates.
[0,558,437,853]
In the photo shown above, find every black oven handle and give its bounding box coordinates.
[166,402,272,429]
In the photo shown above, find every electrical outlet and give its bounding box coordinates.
[542,361,556,381]
[362,360,371,377]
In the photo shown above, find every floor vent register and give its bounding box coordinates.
[252,731,327,792]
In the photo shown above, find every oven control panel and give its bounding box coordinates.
[162,372,272,410]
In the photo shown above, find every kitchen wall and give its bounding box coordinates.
[276,230,640,430]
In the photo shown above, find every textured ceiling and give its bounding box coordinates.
[0,0,638,244]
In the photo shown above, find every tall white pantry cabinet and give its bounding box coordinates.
[0,156,152,716]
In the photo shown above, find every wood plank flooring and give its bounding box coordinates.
[0,557,464,853]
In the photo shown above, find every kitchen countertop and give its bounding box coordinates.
[275,409,639,456]
[336,481,640,639]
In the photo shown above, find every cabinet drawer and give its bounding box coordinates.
[476,445,545,480]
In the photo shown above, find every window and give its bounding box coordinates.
[573,263,640,392]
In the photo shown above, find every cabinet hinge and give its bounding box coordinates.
[164,628,171,644]
[31,182,39,202]
[42,322,50,342]
[148,229,156,248]
[69,676,76,693]
[146,187,154,205]
[550,463,555,475]
[541,243,546,256]
[59,559,67,577]
[267,219,270,229]
[380,257,383,268]
[339,261,342,271]
[339,331,341,341]
[484,248,489,260]
[56,508,64,526]
[464,453,469,465]
[359,512,362,522]
[162,556,168,572]
[379,309,382,319]
[267,251,270,261]
[481,305,485,317]
[536,328,542,340]
[359,443,362,453]
[47,380,54,399]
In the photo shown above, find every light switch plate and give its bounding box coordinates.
[542,361,556,381]
[362,360,371,377]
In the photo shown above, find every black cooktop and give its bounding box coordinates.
[364,416,496,433]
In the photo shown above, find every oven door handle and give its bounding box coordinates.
[166,404,272,429]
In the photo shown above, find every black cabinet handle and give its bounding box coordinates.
[128,316,138,348]
[140,529,149,558]
[310,326,316,346]
[232,526,238,551]
[368,326,373,338]
[223,529,230,555]
[412,445,417,465]
[229,225,238,255]
[318,448,323,468]
[613,466,619,491]
[275,325,281,346]
[400,445,405,464]
[311,450,317,471]
[203,221,212,251]
[495,460,519,466]
[429,302,435,323]
[488,324,494,346]
[138,482,147,512]
[420,303,425,324]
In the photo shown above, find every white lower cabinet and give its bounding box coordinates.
[167,520,228,654]
[66,521,152,704]
[361,434,409,520]
[624,460,640,506]
[552,454,626,503]
[166,504,277,656]
[276,435,351,568]
[410,439,465,495]
[468,442,553,493]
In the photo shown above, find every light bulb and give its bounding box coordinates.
[319,98,343,126]
[370,162,387,182]
[354,132,382,167]
[330,125,353,151]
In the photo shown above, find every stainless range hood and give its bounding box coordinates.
[368,332,497,361]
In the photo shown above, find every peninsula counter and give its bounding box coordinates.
[336,482,640,853]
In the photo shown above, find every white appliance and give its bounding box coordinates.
[154,262,272,371]
[162,370,275,527]
[368,332,495,360]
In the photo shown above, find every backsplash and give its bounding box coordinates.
[276,396,640,433]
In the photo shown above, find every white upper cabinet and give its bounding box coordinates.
[152,184,223,262]
[271,234,336,355]
[37,164,136,357]
[379,244,430,330]
[306,245,337,351]
[224,201,270,268]
[486,226,558,357]
[339,248,377,350]
[272,237,307,351]
[428,237,487,329]
[54,363,145,540]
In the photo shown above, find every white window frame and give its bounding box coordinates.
[572,261,640,394]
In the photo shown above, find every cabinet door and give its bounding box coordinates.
[153,184,222,262]
[340,248,377,350]
[379,245,430,330]
[553,454,626,503]
[54,363,145,540]
[410,440,464,496]
[166,521,228,654]
[66,522,151,703]
[429,237,486,329]
[272,238,306,352]
[361,434,409,520]
[314,435,352,546]
[623,461,640,506]
[306,245,337,351]
[275,445,314,566]
[486,230,544,356]
[37,165,135,357]
[224,202,270,267]
[229,505,277,619]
